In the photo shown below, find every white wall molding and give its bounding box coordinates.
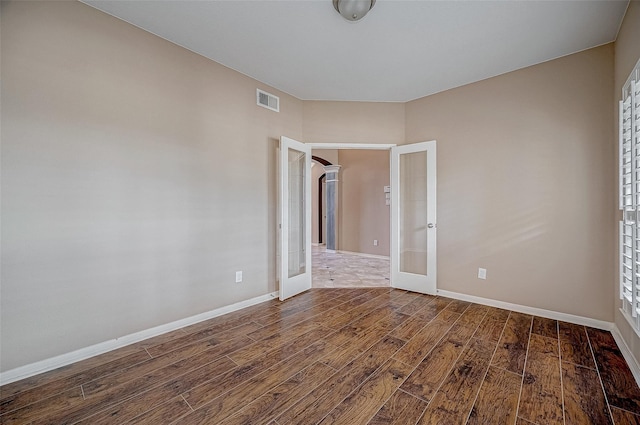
[0,291,279,386]
[619,308,640,340]
[611,325,640,388]
[337,250,390,260]
[437,289,614,331]
[4,287,639,390]
[307,143,396,150]
[437,290,640,386]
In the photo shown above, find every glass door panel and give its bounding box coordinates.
[399,150,428,276]
[288,148,306,278]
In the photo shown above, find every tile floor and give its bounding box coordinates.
[312,245,390,288]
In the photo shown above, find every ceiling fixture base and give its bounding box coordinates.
[333,0,375,22]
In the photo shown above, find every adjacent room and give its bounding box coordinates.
[311,148,391,289]
[2,0,640,423]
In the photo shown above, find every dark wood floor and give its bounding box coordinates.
[1,288,640,425]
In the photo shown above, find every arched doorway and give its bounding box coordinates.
[312,155,332,244]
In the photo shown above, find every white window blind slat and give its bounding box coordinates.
[620,60,640,326]
[633,80,639,318]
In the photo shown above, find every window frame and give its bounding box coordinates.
[620,58,640,332]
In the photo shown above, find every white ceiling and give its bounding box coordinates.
[83,0,629,102]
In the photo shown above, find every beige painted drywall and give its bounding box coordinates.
[303,101,405,144]
[312,149,339,165]
[0,0,626,375]
[0,0,303,372]
[614,1,640,367]
[406,43,615,321]
[337,150,390,256]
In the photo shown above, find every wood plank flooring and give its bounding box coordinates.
[1,288,639,424]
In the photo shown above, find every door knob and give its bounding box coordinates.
[427,223,435,228]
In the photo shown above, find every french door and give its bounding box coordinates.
[279,138,436,299]
[279,136,312,301]
[390,141,437,295]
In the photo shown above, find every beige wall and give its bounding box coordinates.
[312,149,339,165]
[1,0,629,375]
[0,1,303,372]
[406,43,615,321]
[614,1,640,367]
[338,150,390,256]
[303,101,405,144]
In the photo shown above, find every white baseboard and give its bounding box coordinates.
[0,291,279,386]
[611,325,640,388]
[336,250,390,260]
[437,289,613,331]
[437,289,640,387]
[5,287,639,390]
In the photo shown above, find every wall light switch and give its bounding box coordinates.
[374,240,378,246]
[478,268,487,280]
[235,271,243,283]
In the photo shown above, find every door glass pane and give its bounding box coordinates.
[288,148,306,278]
[399,151,428,275]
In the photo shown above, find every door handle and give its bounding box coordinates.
[427,223,435,229]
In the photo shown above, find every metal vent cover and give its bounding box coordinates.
[257,89,279,112]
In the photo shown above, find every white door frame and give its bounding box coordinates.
[306,141,437,294]
[308,143,396,151]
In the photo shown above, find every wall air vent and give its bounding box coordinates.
[257,89,279,112]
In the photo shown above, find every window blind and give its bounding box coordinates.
[620,59,640,329]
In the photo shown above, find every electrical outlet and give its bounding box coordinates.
[478,268,487,280]
[235,271,243,283]
[373,240,378,246]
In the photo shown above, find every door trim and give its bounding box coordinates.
[290,141,437,295]
[308,143,396,150]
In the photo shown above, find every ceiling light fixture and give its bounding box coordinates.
[333,0,376,22]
